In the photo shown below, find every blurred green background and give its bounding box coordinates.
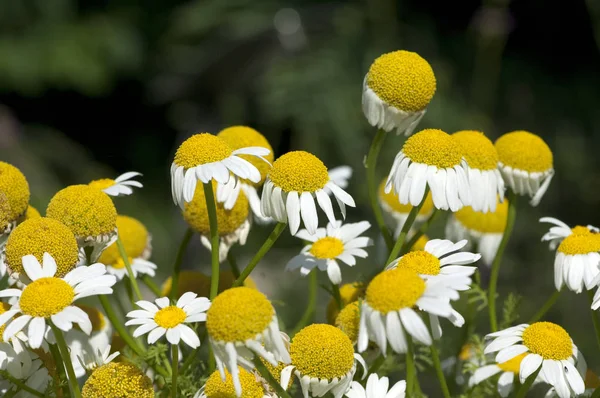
[0,0,599,395]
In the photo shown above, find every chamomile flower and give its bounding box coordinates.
[171,133,270,208]
[125,292,210,348]
[335,301,360,343]
[362,50,436,135]
[160,270,257,298]
[484,322,585,398]
[453,130,505,213]
[0,162,30,237]
[195,367,268,398]
[281,324,366,398]
[469,353,529,397]
[540,217,599,250]
[78,345,119,373]
[0,253,116,349]
[286,221,372,284]
[0,349,50,397]
[327,282,365,324]
[495,131,554,206]
[546,369,597,397]
[67,304,113,376]
[89,171,143,197]
[261,151,355,235]
[378,179,434,236]
[23,205,41,221]
[345,373,406,398]
[328,166,353,190]
[385,129,471,212]
[82,362,154,398]
[206,287,290,396]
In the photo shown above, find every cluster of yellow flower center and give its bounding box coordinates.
[46,185,117,238]
[5,217,79,277]
[218,126,274,186]
[497,352,528,374]
[20,277,74,318]
[0,192,11,232]
[455,199,508,234]
[82,362,154,398]
[0,162,30,223]
[99,215,149,265]
[174,133,233,169]
[207,287,274,342]
[327,282,365,324]
[366,50,436,112]
[379,180,434,215]
[403,129,463,168]
[366,268,425,313]
[154,306,187,329]
[335,301,360,343]
[161,270,256,298]
[268,151,329,193]
[0,302,12,341]
[495,131,553,173]
[396,250,441,275]
[88,178,116,192]
[558,228,600,255]
[24,205,41,220]
[204,367,265,398]
[310,237,345,259]
[77,304,106,333]
[521,322,573,360]
[452,130,499,170]
[290,324,355,380]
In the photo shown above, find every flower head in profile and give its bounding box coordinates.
[345,373,406,398]
[195,367,267,398]
[88,171,143,197]
[469,353,531,397]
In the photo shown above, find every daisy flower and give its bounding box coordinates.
[75,344,120,374]
[261,151,355,235]
[345,373,406,398]
[286,220,372,284]
[171,133,270,208]
[546,369,597,398]
[125,292,210,348]
[0,161,30,239]
[469,353,530,397]
[495,131,554,206]
[327,166,353,190]
[82,362,154,398]
[206,287,290,396]
[88,171,143,197]
[0,348,50,397]
[540,217,599,249]
[385,129,471,212]
[0,253,116,349]
[378,179,434,236]
[362,50,436,136]
[484,322,585,398]
[195,367,269,398]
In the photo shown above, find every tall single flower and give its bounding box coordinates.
[88,171,143,197]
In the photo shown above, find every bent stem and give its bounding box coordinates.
[514,365,542,398]
[529,290,562,324]
[116,236,143,302]
[169,228,193,301]
[292,270,318,334]
[50,323,82,398]
[400,208,440,255]
[587,290,600,352]
[252,356,293,398]
[488,190,517,332]
[203,183,221,300]
[171,345,179,397]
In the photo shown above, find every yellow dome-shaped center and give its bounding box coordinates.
[379,180,434,215]
[0,193,12,232]
[46,185,117,238]
[0,161,30,223]
[497,352,527,374]
[160,270,256,298]
[99,215,149,265]
[395,250,441,275]
[82,362,154,398]
[335,301,360,343]
[204,367,265,398]
[77,304,106,333]
[366,268,425,313]
[310,237,344,259]
[366,50,436,112]
[206,287,274,342]
[326,282,365,324]
[495,131,553,173]
[571,226,591,235]
[24,205,41,220]
[0,302,13,341]
[291,324,355,380]
[154,306,186,329]
[88,179,116,191]
[455,199,508,234]
[268,151,329,193]
[402,129,463,168]
[5,217,79,277]
[557,231,600,255]
[522,322,573,361]
[20,277,74,318]
[452,130,499,170]
[218,126,274,187]
[174,133,233,169]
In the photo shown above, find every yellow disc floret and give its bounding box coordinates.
[154,306,186,329]
[46,185,117,238]
[88,179,116,192]
[495,131,553,173]
[366,268,425,313]
[327,282,365,324]
[455,199,508,234]
[77,304,106,332]
[161,270,256,297]
[268,151,329,193]
[174,133,233,169]
[0,162,30,223]
[5,217,79,277]
[291,324,355,380]
[0,302,13,341]
[20,277,74,318]
[497,352,527,374]
[204,367,265,398]
[98,215,149,265]
[402,129,463,168]
[366,50,436,112]
[395,250,441,275]
[335,301,360,343]
[0,192,12,232]
[310,237,344,259]
[522,322,573,360]
[207,287,274,342]
[218,126,274,186]
[557,231,600,255]
[452,130,499,170]
[24,205,41,220]
[572,226,591,235]
[379,180,434,215]
[82,362,154,398]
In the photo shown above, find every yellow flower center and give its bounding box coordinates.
[174,133,233,169]
[5,217,79,277]
[366,268,425,313]
[0,161,30,223]
[88,179,116,191]
[154,306,186,329]
[0,302,13,341]
[263,358,295,389]
[410,235,429,252]
[0,192,12,232]
[521,322,573,360]
[20,277,74,318]
[183,183,249,236]
[82,362,154,398]
[366,50,436,112]
[495,131,553,173]
[291,324,355,380]
[77,304,106,332]
[204,367,265,398]
[310,237,344,259]
[46,185,117,238]
[206,287,274,342]
[458,343,473,361]
[497,352,528,374]
[326,282,365,324]
[571,226,591,235]
[160,270,256,298]
[268,151,329,193]
[452,130,499,170]
[335,301,360,343]
[379,179,434,215]
[218,126,274,187]
[24,205,41,220]
[395,250,441,275]
[402,129,463,168]
[99,215,149,265]
[455,199,508,234]
[557,231,600,255]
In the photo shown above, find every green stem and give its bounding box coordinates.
[99,295,144,356]
[529,290,562,324]
[1,372,45,397]
[400,208,440,255]
[116,236,143,301]
[227,252,240,278]
[142,275,162,297]
[292,270,318,334]
[429,343,451,398]
[50,323,82,398]
[592,387,600,398]
[48,343,67,396]
[252,356,293,398]
[366,129,394,250]
[203,183,221,300]
[514,365,542,398]
[181,347,199,373]
[331,282,343,310]
[488,190,517,332]
[588,290,600,352]
[171,345,179,397]
[169,228,193,301]
[233,222,287,287]
[368,353,386,375]
[405,333,418,395]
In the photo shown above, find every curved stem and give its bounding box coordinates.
[1,371,45,397]
[50,323,82,398]
[331,282,343,310]
[488,190,517,332]
[171,345,179,397]
[514,365,542,398]
[430,343,451,398]
[587,290,600,352]
[292,270,318,334]
[142,275,162,297]
[252,356,293,398]
[169,228,193,301]
[227,252,240,278]
[400,208,440,255]
[233,222,287,287]
[117,236,143,301]
[99,295,144,357]
[203,183,221,300]
[529,290,562,324]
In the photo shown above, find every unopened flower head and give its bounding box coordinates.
[88,171,143,197]
[345,373,406,398]
[197,367,267,398]
[469,353,529,397]
[378,179,434,235]
[81,362,154,398]
[362,50,436,135]
[326,282,365,324]
[335,301,360,343]
[0,162,30,234]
